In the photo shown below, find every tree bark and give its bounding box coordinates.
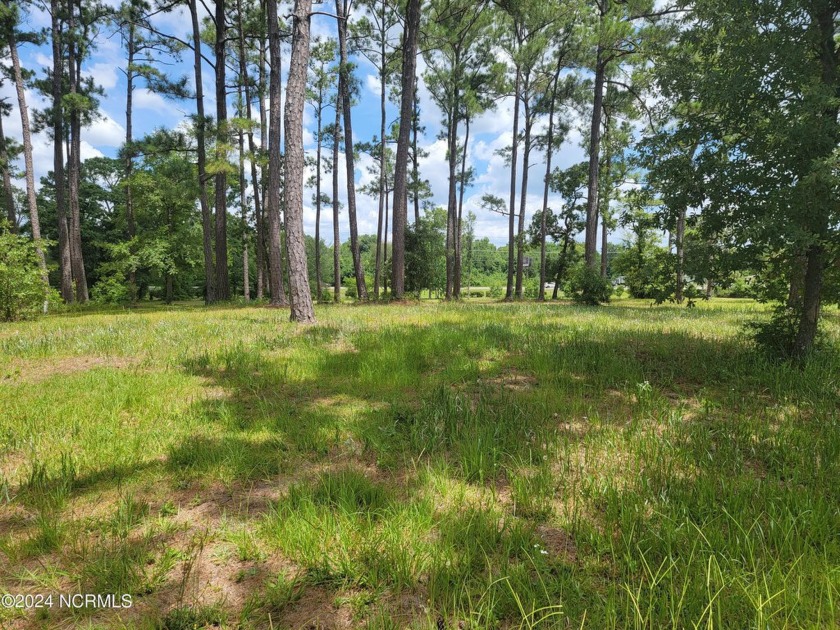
[787,254,807,309]
[256,23,268,299]
[266,0,289,306]
[7,26,48,288]
[553,235,570,300]
[333,104,342,302]
[515,77,532,300]
[585,51,605,270]
[51,0,74,303]
[190,0,215,303]
[236,2,251,301]
[0,114,16,231]
[214,0,230,300]
[599,126,612,279]
[539,59,562,302]
[336,0,368,300]
[792,243,824,359]
[454,114,470,299]
[383,186,389,294]
[315,102,323,301]
[332,107,341,304]
[67,2,88,302]
[238,126,250,300]
[391,0,420,299]
[241,12,264,301]
[373,16,387,299]
[411,83,421,226]
[284,0,316,323]
[506,65,521,300]
[674,206,686,303]
[445,105,458,300]
[124,16,137,303]
[790,4,838,360]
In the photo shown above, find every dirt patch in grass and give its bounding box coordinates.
[480,370,537,391]
[1,356,141,383]
[276,585,354,629]
[536,524,578,564]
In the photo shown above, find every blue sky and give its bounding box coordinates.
[2,1,593,246]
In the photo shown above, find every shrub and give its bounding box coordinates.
[343,276,357,299]
[91,276,132,305]
[745,304,813,361]
[568,266,611,305]
[0,226,55,321]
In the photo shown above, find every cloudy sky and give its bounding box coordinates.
[2,1,594,247]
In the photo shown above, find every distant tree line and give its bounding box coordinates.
[1,0,837,359]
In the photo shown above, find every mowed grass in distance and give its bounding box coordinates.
[0,298,838,628]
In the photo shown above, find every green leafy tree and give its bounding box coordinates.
[644,0,839,359]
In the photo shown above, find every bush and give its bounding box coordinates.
[746,304,809,361]
[568,266,611,305]
[343,276,357,299]
[91,276,132,305]
[0,227,55,321]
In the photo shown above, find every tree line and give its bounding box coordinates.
[0,0,837,359]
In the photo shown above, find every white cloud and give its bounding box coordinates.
[133,89,186,118]
[85,62,119,90]
[85,115,126,148]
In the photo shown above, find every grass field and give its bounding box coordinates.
[1,299,838,629]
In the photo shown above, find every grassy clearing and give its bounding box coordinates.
[0,298,838,628]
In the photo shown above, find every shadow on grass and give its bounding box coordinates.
[4,305,838,627]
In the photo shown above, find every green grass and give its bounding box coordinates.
[0,298,838,628]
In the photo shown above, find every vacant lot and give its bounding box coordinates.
[1,299,838,629]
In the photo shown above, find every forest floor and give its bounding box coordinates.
[0,298,838,629]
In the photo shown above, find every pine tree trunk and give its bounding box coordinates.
[315,91,323,301]
[599,131,612,279]
[374,40,387,299]
[506,65,521,301]
[125,21,137,303]
[68,4,88,303]
[0,114,16,231]
[190,0,215,303]
[585,51,605,270]
[245,43,264,301]
[445,69,460,301]
[166,198,174,303]
[539,58,562,302]
[336,0,368,300]
[391,0,420,298]
[553,236,570,300]
[214,0,230,300]
[411,84,421,227]
[51,0,74,303]
[236,2,255,302]
[454,114,470,299]
[266,0,288,307]
[238,125,250,301]
[383,187,389,295]
[284,0,316,323]
[515,84,532,300]
[7,26,48,289]
[256,24,268,299]
[333,103,342,302]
